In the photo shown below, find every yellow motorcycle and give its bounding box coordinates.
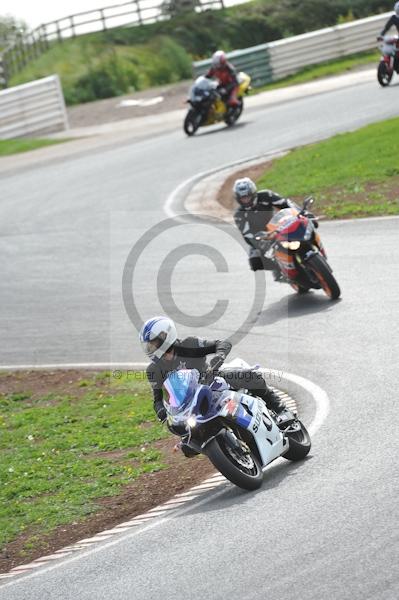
[183,72,251,136]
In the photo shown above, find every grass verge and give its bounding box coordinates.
[0,138,68,156]
[257,116,399,219]
[0,371,167,550]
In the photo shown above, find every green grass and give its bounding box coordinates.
[10,35,192,105]
[0,373,167,548]
[254,50,379,93]
[0,138,68,156]
[257,117,399,219]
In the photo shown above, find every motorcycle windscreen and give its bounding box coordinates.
[189,76,216,102]
[266,208,299,233]
[163,369,199,412]
[267,208,308,240]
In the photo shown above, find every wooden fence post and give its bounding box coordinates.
[42,24,50,50]
[136,0,143,25]
[100,9,107,30]
[56,21,63,43]
[70,16,76,37]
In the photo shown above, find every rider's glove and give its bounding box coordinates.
[203,356,224,385]
[377,35,383,41]
[156,407,167,423]
[304,211,319,228]
[210,355,224,370]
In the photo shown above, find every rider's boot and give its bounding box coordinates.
[260,389,295,424]
[272,265,283,282]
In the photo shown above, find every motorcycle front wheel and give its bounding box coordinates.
[205,429,263,491]
[183,109,202,136]
[282,421,311,461]
[290,283,310,294]
[377,62,393,87]
[307,254,341,300]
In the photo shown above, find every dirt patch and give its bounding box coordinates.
[0,369,111,402]
[217,161,275,212]
[0,370,215,573]
[67,80,190,128]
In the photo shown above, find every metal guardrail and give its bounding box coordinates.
[193,44,273,87]
[193,12,391,87]
[0,0,223,88]
[0,75,69,139]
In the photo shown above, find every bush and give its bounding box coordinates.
[67,52,140,104]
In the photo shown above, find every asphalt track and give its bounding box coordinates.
[1,71,398,599]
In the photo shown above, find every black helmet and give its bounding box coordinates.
[233,177,258,208]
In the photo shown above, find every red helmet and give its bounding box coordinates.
[211,50,227,68]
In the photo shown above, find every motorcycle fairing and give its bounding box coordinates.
[220,392,286,466]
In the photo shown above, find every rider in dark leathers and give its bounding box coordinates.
[379,2,399,36]
[139,317,288,426]
[233,177,296,279]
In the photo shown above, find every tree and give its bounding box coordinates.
[0,15,27,51]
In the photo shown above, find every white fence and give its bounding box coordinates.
[194,12,391,85]
[268,12,389,80]
[0,75,69,139]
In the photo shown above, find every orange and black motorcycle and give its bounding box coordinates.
[257,198,341,300]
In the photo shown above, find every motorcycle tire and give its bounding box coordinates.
[183,109,201,136]
[283,421,311,461]
[205,430,263,491]
[306,254,341,300]
[290,283,310,294]
[224,100,243,127]
[377,62,393,87]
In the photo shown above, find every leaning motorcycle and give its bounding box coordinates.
[257,197,341,299]
[163,359,311,491]
[377,35,399,86]
[183,72,251,136]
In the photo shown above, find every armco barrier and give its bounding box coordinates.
[193,12,389,86]
[0,75,69,139]
[193,44,273,87]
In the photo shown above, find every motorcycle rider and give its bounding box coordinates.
[205,50,239,108]
[233,177,297,281]
[378,2,399,39]
[139,316,289,430]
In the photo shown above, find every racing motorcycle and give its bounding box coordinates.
[163,359,311,491]
[257,197,341,299]
[377,35,399,86]
[183,71,251,136]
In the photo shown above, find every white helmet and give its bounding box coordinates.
[139,316,177,362]
[395,1,399,15]
[211,50,227,68]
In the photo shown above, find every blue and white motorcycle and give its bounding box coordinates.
[163,359,311,491]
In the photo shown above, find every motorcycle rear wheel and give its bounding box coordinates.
[282,421,311,461]
[184,109,201,136]
[307,254,341,300]
[224,100,243,126]
[205,430,263,491]
[377,62,393,87]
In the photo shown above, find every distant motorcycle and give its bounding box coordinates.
[257,197,341,299]
[163,359,311,491]
[377,35,399,86]
[183,72,251,136]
